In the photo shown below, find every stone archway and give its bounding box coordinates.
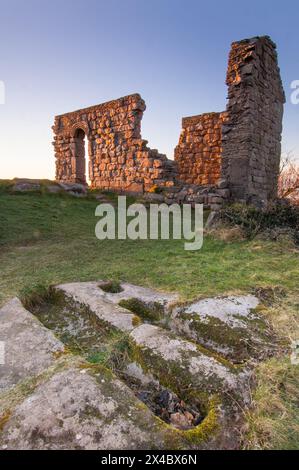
[68,120,90,185]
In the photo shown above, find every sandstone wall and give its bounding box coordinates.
[53,35,285,208]
[174,112,228,185]
[221,36,285,205]
[53,94,176,192]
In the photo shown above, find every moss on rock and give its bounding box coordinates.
[172,304,279,364]
[99,281,123,293]
[119,297,164,322]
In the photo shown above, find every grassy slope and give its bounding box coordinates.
[0,192,298,303]
[0,190,298,449]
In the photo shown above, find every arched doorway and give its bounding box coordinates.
[72,128,89,185]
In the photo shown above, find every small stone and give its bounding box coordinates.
[170,412,190,430]
[183,411,194,425]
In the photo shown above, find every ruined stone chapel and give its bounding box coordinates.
[53,35,285,209]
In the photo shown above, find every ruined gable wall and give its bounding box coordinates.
[221,36,285,205]
[53,94,176,192]
[53,35,285,208]
[174,112,228,185]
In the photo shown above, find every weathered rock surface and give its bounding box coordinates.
[0,365,170,450]
[55,282,139,332]
[0,296,223,449]
[0,282,278,449]
[0,298,64,392]
[97,281,178,310]
[9,179,87,197]
[170,295,277,362]
[12,179,41,192]
[129,324,245,397]
[55,282,249,399]
[180,295,259,326]
[57,182,87,194]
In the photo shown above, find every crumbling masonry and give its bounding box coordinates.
[53,36,285,208]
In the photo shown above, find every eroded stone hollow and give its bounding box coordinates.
[53,35,285,207]
[0,281,281,449]
[25,288,207,431]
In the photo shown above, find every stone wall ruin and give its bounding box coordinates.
[53,35,285,208]
[53,94,177,193]
[174,112,228,186]
[221,36,285,204]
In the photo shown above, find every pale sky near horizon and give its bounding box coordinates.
[0,0,298,180]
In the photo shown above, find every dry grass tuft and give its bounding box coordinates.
[244,294,299,449]
[206,225,245,243]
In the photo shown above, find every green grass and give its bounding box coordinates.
[0,189,298,449]
[0,191,298,306]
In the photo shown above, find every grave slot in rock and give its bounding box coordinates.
[26,288,206,431]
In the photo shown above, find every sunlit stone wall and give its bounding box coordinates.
[53,94,176,192]
[174,112,228,185]
[221,36,285,205]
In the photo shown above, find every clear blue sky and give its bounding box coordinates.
[0,0,298,179]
